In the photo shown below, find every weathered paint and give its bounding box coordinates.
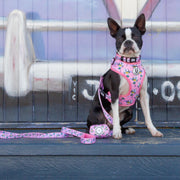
[0,0,179,127]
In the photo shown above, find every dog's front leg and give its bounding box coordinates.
[112,99,122,139]
[140,76,163,137]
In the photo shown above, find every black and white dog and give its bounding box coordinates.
[87,14,163,139]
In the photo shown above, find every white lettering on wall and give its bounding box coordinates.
[72,80,77,101]
[176,81,180,100]
[80,79,180,103]
[153,88,159,95]
[161,81,175,102]
[82,80,99,100]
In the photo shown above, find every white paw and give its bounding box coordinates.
[125,128,136,135]
[152,130,163,137]
[113,128,122,139]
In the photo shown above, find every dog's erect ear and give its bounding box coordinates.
[107,18,120,38]
[134,14,146,35]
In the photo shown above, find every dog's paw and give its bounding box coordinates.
[152,130,163,137]
[125,128,136,135]
[113,128,122,139]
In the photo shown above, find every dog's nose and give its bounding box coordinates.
[124,40,133,48]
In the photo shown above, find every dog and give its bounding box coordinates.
[87,14,163,139]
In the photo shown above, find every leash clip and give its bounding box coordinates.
[100,89,106,98]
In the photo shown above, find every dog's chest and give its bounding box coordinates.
[119,76,129,96]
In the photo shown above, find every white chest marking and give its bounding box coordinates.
[119,75,129,96]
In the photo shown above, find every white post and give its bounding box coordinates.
[4,10,35,96]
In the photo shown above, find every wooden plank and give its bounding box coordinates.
[32,0,48,123]
[32,91,48,122]
[19,94,33,122]
[0,129,179,156]
[151,0,167,123]
[0,156,179,179]
[48,92,64,122]
[3,93,19,123]
[0,120,179,129]
[62,1,78,123]
[16,0,33,123]
[0,88,3,123]
[0,0,4,123]
[2,0,18,123]
[47,1,63,123]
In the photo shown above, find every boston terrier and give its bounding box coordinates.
[87,14,163,139]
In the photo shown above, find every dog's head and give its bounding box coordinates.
[107,14,146,57]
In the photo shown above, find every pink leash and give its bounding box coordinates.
[98,77,113,125]
[0,124,112,144]
[0,127,96,144]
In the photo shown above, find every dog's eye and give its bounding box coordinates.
[132,35,140,40]
[117,35,125,42]
[122,34,125,39]
[119,35,125,41]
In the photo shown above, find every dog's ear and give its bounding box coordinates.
[107,18,120,38]
[134,14,146,35]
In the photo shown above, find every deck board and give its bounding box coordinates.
[0,128,179,156]
[0,128,180,179]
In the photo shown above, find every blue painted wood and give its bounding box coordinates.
[0,156,180,179]
[0,0,180,128]
[0,129,179,156]
[0,89,179,128]
[0,129,179,179]
[3,92,19,123]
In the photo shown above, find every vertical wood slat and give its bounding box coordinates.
[48,1,63,123]
[62,0,78,123]
[3,0,19,123]
[32,0,48,123]
[0,1,4,123]
[137,0,168,123]
[165,0,168,124]
[152,0,167,123]
[77,0,92,123]
[18,0,33,123]
[166,0,171,124]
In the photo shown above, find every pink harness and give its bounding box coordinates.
[101,54,145,106]
[98,54,145,125]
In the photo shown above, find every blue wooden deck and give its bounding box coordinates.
[0,128,179,179]
[0,1,180,179]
